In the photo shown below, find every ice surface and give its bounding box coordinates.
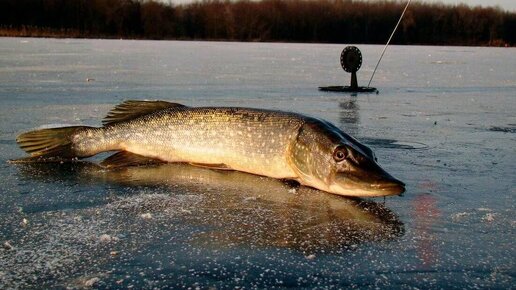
[0,38,514,288]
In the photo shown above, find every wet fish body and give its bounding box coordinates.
[76,106,305,179]
[14,100,405,197]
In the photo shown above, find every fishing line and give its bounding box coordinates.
[367,0,412,88]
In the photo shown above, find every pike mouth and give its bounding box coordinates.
[331,178,405,197]
[370,180,406,195]
[328,185,404,197]
[333,163,406,197]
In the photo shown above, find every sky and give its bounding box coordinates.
[422,0,516,11]
[163,0,516,11]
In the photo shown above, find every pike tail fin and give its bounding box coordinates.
[15,126,91,160]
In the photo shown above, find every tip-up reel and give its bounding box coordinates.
[319,46,377,93]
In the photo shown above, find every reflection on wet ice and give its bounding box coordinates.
[15,162,404,253]
[339,97,360,136]
[412,193,440,268]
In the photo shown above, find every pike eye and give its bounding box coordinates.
[333,147,348,162]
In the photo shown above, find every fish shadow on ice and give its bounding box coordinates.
[13,162,405,253]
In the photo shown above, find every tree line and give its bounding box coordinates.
[0,0,514,46]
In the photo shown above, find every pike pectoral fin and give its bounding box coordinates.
[103,100,187,126]
[188,162,233,171]
[100,151,166,168]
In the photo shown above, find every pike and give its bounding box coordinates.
[12,100,405,197]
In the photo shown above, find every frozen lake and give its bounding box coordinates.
[0,37,514,288]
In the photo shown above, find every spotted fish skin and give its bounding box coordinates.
[73,107,305,179]
[14,100,405,197]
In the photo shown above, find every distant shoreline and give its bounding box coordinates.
[0,27,512,48]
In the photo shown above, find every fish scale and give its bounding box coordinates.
[76,107,305,179]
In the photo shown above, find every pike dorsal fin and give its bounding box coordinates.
[103,100,187,126]
[100,151,166,168]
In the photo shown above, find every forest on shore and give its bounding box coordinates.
[1,0,514,46]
